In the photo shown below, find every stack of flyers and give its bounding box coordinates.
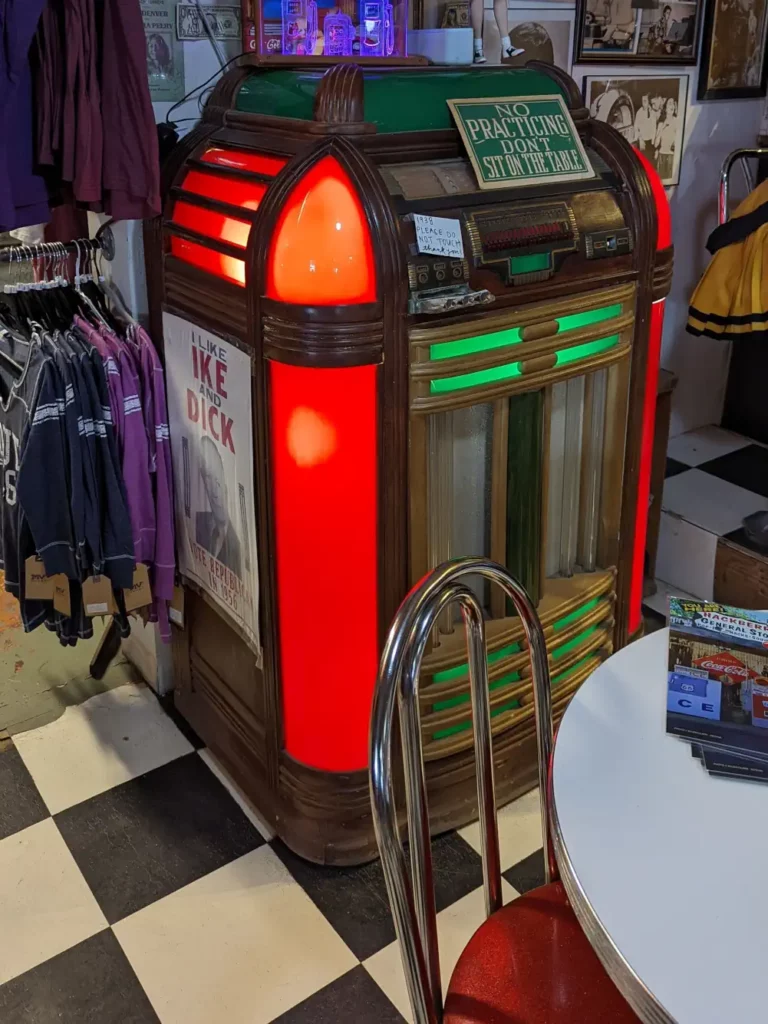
[667,598,768,783]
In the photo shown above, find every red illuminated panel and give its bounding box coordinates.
[179,169,266,211]
[635,149,672,250]
[171,200,250,248]
[201,147,287,177]
[267,155,376,305]
[270,361,378,771]
[169,236,245,286]
[629,298,665,635]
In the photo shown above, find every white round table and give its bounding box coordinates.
[551,627,767,1024]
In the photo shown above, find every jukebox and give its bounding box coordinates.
[146,59,672,864]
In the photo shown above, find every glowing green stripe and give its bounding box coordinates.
[430,334,620,394]
[431,649,599,742]
[553,597,599,632]
[430,326,523,362]
[552,626,597,661]
[432,641,522,685]
[556,304,622,333]
[430,360,522,394]
[428,304,622,362]
[433,670,522,713]
[555,334,619,367]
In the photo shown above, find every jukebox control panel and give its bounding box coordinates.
[390,161,633,314]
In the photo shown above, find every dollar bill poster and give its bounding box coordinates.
[163,313,261,656]
[141,0,185,101]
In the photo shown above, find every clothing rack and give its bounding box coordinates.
[0,224,115,263]
[0,220,137,682]
[719,149,768,225]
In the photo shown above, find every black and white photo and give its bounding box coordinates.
[575,0,702,63]
[698,0,768,99]
[482,7,574,70]
[584,74,689,185]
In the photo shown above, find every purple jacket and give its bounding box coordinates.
[131,325,176,642]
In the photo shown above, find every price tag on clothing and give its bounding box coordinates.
[124,564,153,612]
[169,585,185,628]
[413,214,465,259]
[82,576,117,617]
[52,576,71,617]
[25,556,55,599]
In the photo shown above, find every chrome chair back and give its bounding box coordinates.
[369,558,555,1024]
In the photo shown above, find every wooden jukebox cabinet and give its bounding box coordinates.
[147,61,672,864]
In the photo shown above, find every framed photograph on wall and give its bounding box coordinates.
[697,0,768,100]
[482,7,575,70]
[575,0,702,65]
[584,73,689,185]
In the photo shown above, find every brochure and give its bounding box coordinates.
[667,598,768,778]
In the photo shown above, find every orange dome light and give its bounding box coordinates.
[267,155,376,305]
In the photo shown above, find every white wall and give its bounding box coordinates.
[112,8,242,693]
[571,63,764,438]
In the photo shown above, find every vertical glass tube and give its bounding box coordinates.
[559,376,585,577]
[579,369,607,572]
[451,404,493,617]
[545,383,566,578]
[506,392,543,607]
[428,411,455,635]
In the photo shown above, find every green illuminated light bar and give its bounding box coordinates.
[432,648,599,741]
[430,360,522,394]
[555,334,619,367]
[429,303,622,363]
[433,641,522,685]
[553,597,600,632]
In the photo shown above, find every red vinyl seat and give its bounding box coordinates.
[445,882,639,1023]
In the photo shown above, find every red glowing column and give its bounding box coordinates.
[270,364,379,771]
[267,155,379,771]
[629,151,671,636]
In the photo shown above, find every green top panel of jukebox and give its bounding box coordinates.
[235,66,566,134]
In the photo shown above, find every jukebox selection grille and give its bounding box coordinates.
[466,201,578,285]
[168,146,287,286]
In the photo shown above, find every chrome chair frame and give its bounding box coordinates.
[369,558,555,1024]
[718,148,768,225]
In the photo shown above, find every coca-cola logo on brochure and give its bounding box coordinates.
[698,658,751,678]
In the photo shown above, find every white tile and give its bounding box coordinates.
[114,845,357,1024]
[661,468,768,538]
[642,579,699,620]
[198,749,275,841]
[458,788,542,872]
[0,818,107,985]
[13,683,193,815]
[364,879,518,1024]
[656,512,718,601]
[667,426,751,467]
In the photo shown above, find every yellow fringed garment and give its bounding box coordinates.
[687,178,768,341]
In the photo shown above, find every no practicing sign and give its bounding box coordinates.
[447,94,595,190]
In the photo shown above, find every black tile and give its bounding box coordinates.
[274,830,484,960]
[0,929,159,1023]
[55,752,264,924]
[0,735,49,841]
[698,444,768,498]
[503,848,545,895]
[157,693,205,750]
[273,966,406,1023]
[665,457,689,479]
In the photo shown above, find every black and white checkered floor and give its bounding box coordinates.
[653,426,768,604]
[0,683,544,1023]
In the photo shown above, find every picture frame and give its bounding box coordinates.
[574,0,702,65]
[697,0,768,100]
[481,6,575,71]
[583,72,689,186]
